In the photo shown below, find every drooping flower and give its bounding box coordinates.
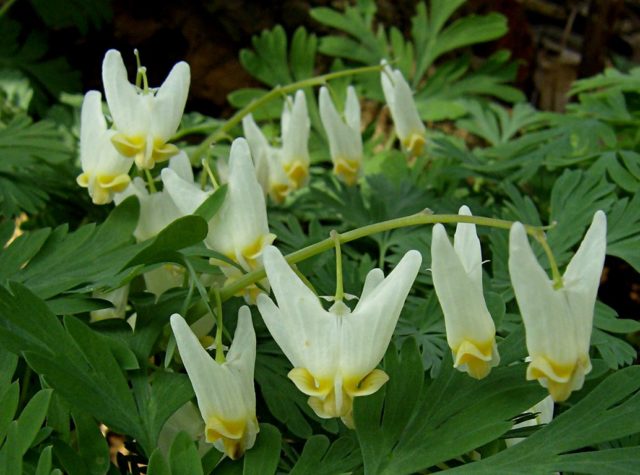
[257,246,422,427]
[170,307,259,460]
[380,61,426,155]
[162,138,275,301]
[280,90,310,190]
[508,211,607,402]
[102,49,190,170]
[431,206,499,379]
[114,153,192,296]
[76,91,133,205]
[319,86,362,186]
[242,90,310,203]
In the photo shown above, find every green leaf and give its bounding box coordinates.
[147,449,171,475]
[242,424,281,475]
[0,381,19,444]
[607,192,640,272]
[548,170,616,265]
[73,411,111,475]
[240,25,292,87]
[355,339,546,475]
[15,388,52,454]
[35,445,53,475]
[30,0,112,33]
[447,366,640,474]
[194,184,227,221]
[169,431,203,475]
[289,435,361,475]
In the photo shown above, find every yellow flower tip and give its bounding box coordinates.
[527,355,590,402]
[242,233,277,263]
[333,157,360,186]
[96,173,131,193]
[206,417,250,460]
[269,183,290,204]
[283,160,309,189]
[288,368,333,398]
[344,369,389,397]
[403,132,426,156]
[453,339,498,380]
[91,187,112,205]
[152,140,180,164]
[111,133,145,158]
[76,172,90,188]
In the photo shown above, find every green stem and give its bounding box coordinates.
[0,0,18,19]
[218,211,551,301]
[191,64,384,162]
[202,158,219,189]
[213,289,225,363]
[144,169,157,193]
[331,230,344,302]
[533,230,564,289]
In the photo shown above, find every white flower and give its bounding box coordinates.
[280,90,310,190]
[242,90,310,203]
[163,138,275,302]
[170,308,258,460]
[319,86,362,186]
[381,61,426,155]
[76,91,133,205]
[257,246,422,427]
[431,206,499,379]
[508,210,607,402]
[115,153,192,296]
[102,49,190,170]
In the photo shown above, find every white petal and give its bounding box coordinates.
[281,90,310,167]
[431,224,495,350]
[207,138,270,258]
[453,206,483,287]
[136,190,182,241]
[353,268,384,311]
[242,114,271,192]
[80,91,107,170]
[563,210,607,353]
[344,86,361,133]
[102,49,145,133]
[224,306,257,413]
[342,250,422,378]
[508,223,578,364]
[150,61,190,140]
[170,314,236,421]
[319,87,362,161]
[168,151,194,182]
[259,246,339,377]
[161,168,210,215]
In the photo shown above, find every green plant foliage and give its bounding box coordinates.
[29,0,112,33]
[447,367,640,474]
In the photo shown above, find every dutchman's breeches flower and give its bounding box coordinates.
[257,246,422,427]
[319,86,363,186]
[102,49,190,170]
[163,138,275,301]
[431,206,499,379]
[170,308,259,460]
[509,211,607,402]
[76,91,133,205]
[381,61,427,156]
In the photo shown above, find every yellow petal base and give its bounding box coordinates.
[283,160,309,190]
[206,416,255,460]
[402,132,426,156]
[288,367,389,428]
[453,338,498,380]
[112,133,179,170]
[527,354,591,402]
[333,157,360,186]
[77,172,131,205]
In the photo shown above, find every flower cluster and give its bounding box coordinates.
[77,50,608,460]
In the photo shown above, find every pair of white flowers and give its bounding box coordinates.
[77,50,189,204]
[171,246,422,457]
[433,207,606,402]
[243,91,310,203]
